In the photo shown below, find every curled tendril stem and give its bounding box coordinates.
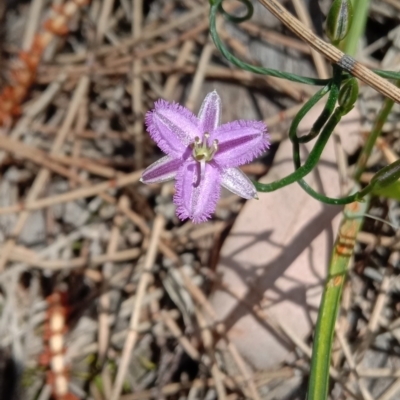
[218,0,253,23]
[210,0,400,86]
[210,0,398,204]
[255,105,345,192]
[209,0,331,86]
[254,64,376,203]
[289,66,361,205]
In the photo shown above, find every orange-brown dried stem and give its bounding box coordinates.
[40,291,78,400]
[0,0,91,126]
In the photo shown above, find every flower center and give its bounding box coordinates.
[192,133,218,162]
[191,133,219,185]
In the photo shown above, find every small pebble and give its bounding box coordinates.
[99,203,116,219]
[127,231,142,246]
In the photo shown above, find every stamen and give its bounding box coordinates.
[209,139,219,158]
[192,133,218,164]
[192,136,201,159]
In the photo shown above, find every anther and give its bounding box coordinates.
[209,139,219,158]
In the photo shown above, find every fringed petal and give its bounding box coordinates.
[211,120,270,167]
[140,156,182,184]
[145,99,201,158]
[221,167,258,199]
[174,161,221,223]
[197,90,221,133]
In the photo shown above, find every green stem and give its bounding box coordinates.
[256,68,343,194]
[308,81,398,395]
[290,66,341,169]
[307,2,373,399]
[289,85,331,145]
[353,88,398,181]
[308,81,400,399]
[255,107,346,192]
[296,180,359,204]
[307,197,369,400]
[291,69,340,144]
[341,0,371,56]
[289,67,363,204]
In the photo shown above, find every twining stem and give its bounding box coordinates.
[209,0,330,85]
[291,66,341,156]
[255,106,346,192]
[291,85,333,145]
[288,67,363,204]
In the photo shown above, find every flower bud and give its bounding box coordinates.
[326,0,353,44]
[370,160,400,190]
[338,78,359,113]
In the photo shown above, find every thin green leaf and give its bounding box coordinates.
[372,181,400,201]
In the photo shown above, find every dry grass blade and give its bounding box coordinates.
[0,76,90,272]
[110,211,165,400]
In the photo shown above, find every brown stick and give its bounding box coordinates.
[8,246,141,270]
[257,0,400,103]
[0,77,90,272]
[0,170,142,215]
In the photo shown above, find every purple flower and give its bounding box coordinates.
[140,91,270,223]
